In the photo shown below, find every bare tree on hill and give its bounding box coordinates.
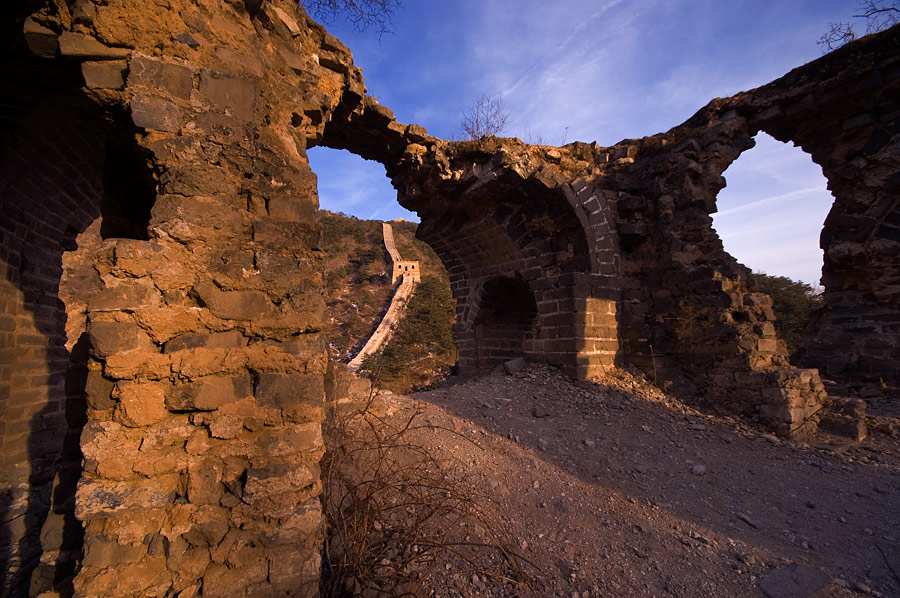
[459,94,510,140]
[818,0,900,51]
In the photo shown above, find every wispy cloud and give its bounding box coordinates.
[714,186,825,218]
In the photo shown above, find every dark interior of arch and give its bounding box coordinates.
[0,41,157,595]
[474,275,538,372]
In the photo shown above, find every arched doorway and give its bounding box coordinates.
[474,275,538,372]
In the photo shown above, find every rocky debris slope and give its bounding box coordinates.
[363,366,900,597]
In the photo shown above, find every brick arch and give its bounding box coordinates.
[0,59,157,594]
[404,162,613,377]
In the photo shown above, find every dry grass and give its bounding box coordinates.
[320,390,537,597]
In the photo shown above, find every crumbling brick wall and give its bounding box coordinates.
[2,0,368,595]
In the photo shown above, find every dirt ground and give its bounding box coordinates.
[352,365,900,598]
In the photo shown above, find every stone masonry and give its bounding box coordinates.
[320,25,900,440]
[1,1,898,596]
[2,0,364,596]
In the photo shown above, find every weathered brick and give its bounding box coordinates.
[165,376,252,411]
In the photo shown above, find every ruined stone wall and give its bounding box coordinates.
[1,0,371,594]
[320,25,900,439]
[2,1,898,594]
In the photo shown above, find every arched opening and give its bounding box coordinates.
[308,146,415,222]
[474,275,538,373]
[712,132,831,359]
[713,132,832,286]
[308,146,456,392]
[0,49,157,594]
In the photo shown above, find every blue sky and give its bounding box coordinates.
[308,0,854,285]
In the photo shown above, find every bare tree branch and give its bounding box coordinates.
[854,0,900,32]
[818,21,857,50]
[459,94,509,140]
[818,0,899,51]
[300,0,401,36]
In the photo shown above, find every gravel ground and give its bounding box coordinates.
[356,365,900,598]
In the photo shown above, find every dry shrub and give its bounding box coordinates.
[320,393,535,597]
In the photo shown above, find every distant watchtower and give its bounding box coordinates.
[382,222,421,283]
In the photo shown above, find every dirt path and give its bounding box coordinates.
[367,366,900,597]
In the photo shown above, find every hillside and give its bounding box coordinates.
[320,211,457,393]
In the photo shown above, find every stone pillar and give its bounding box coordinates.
[70,25,329,597]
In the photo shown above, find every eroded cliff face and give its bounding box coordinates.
[1,0,898,595]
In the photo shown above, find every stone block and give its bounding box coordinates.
[87,320,152,358]
[406,124,429,142]
[819,414,867,441]
[243,462,316,502]
[128,56,194,100]
[187,457,224,505]
[193,282,270,321]
[82,534,146,568]
[280,332,326,358]
[138,306,205,344]
[257,424,322,457]
[261,501,321,547]
[165,330,248,354]
[23,18,58,59]
[81,421,143,480]
[184,505,229,547]
[202,560,268,598]
[268,196,317,222]
[207,414,243,439]
[278,47,306,75]
[758,404,790,424]
[757,338,779,353]
[199,70,256,120]
[85,369,116,410]
[82,60,127,89]
[76,475,179,519]
[503,357,527,374]
[268,5,303,35]
[252,294,326,338]
[131,95,181,132]
[269,549,318,587]
[115,381,168,427]
[252,220,321,251]
[75,555,170,597]
[87,280,160,313]
[58,32,130,60]
[255,373,324,422]
[104,351,172,380]
[166,376,252,411]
